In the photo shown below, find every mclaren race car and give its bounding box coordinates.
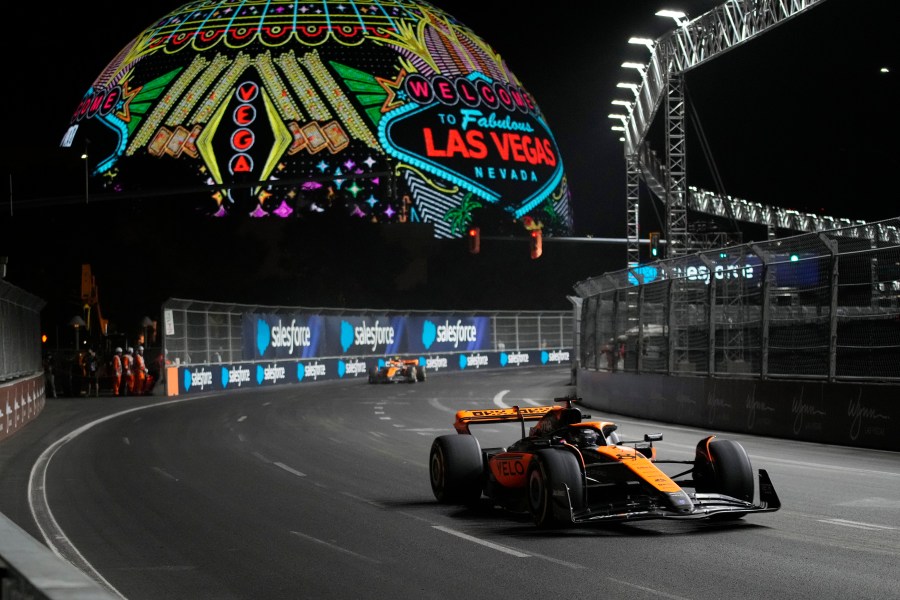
[368,357,426,384]
[429,397,781,527]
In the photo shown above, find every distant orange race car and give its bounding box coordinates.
[368,357,426,384]
[429,396,781,527]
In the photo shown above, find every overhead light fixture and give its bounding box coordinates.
[616,82,640,96]
[628,37,655,49]
[611,99,632,109]
[656,9,688,26]
[607,114,628,123]
[611,126,626,132]
[621,62,646,73]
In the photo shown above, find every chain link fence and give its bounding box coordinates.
[574,217,900,382]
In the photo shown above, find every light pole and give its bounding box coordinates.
[81,151,89,204]
[69,315,86,350]
[81,140,90,204]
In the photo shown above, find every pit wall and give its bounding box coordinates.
[576,369,898,451]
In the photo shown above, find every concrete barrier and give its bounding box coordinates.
[576,369,898,451]
[0,374,45,444]
[0,513,118,600]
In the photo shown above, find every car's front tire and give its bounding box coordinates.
[429,435,483,505]
[693,437,754,515]
[526,449,583,528]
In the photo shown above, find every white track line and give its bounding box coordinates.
[432,525,530,557]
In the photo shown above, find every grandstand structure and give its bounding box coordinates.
[611,0,897,265]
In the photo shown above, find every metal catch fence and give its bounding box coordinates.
[0,278,45,382]
[160,299,573,365]
[574,217,900,382]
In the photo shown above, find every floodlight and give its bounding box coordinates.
[656,10,688,26]
[628,37,655,49]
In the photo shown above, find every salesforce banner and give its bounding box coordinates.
[173,348,572,395]
[333,315,406,356]
[243,313,492,359]
[243,314,325,360]
[407,316,490,353]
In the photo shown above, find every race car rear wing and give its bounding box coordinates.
[453,397,584,435]
[453,405,554,434]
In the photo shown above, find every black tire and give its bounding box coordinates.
[368,369,377,384]
[526,449,583,528]
[416,365,426,382]
[694,437,754,502]
[429,435,483,505]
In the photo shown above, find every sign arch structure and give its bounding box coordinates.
[610,0,897,265]
[59,0,572,240]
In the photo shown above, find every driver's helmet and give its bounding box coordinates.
[572,428,601,448]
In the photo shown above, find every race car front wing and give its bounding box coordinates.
[566,469,781,524]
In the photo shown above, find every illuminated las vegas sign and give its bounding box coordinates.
[60,0,572,239]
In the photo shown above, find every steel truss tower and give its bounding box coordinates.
[619,0,831,266]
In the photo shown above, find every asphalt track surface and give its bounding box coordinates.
[0,367,897,600]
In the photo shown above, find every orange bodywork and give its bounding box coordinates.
[383,365,403,378]
[591,446,682,493]
[488,453,534,488]
[373,358,420,382]
[453,405,554,434]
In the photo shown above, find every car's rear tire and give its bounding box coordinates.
[694,437,754,512]
[526,449,583,528]
[430,435,483,505]
[416,365,426,382]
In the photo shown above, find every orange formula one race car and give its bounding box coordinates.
[368,357,426,384]
[429,397,781,528]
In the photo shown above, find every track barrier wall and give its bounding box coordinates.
[576,369,898,451]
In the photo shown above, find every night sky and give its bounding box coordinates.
[2,0,897,345]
